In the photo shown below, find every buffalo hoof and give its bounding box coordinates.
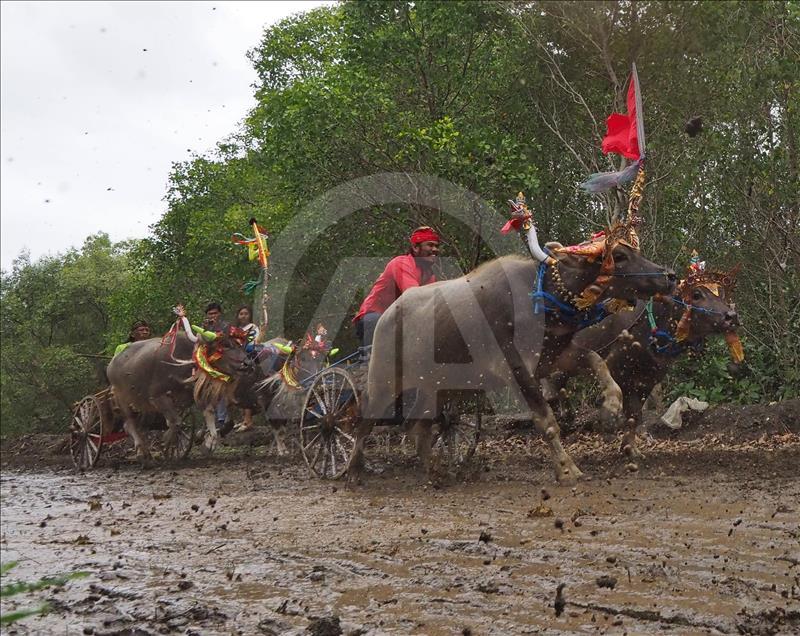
[598,406,624,432]
[136,451,154,468]
[556,463,584,486]
[162,430,177,449]
[621,442,644,460]
[602,395,623,416]
[344,464,364,489]
[202,435,219,455]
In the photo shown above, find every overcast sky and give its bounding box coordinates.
[1,0,330,270]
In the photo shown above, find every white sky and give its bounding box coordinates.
[1,0,330,270]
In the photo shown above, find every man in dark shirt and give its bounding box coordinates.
[202,302,231,431]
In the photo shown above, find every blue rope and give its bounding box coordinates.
[298,350,362,388]
[529,261,609,329]
[649,329,688,357]
[670,296,727,316]
[646,296,707,357]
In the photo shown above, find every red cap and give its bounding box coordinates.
[410,226,440,245]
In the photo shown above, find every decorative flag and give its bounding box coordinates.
[232,224,270,264]
[581,63,646,193]
[500,192,531,235]
[601,72,641,160]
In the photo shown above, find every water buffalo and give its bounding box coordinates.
[353,230,676,485]
[246,333,333,453]
[191,327,251,452]
[107,332,196,460]
[108,327,250,460]
[546,262,742,458]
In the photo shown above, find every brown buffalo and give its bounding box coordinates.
[191,327,251,452]
[352,236,676,485]
[546,264,741,458]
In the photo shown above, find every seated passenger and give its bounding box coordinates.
[113,320,152,357]
[236,305,261,345]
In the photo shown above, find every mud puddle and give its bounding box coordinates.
[2,430,800,635]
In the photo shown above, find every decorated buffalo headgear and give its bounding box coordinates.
[553,167,645,309]
[500,64,651,312]
[674,251,743,362]
[558,63,649,310]
[678,250,740,300]
[303,330,332,358]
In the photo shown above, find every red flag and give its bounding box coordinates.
[601,75,640,160]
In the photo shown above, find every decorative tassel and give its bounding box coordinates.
[675,308,692,341]
[725,332,745,363]
[580,159,642,194]
[604,299,634,314]
[242,270,264,295]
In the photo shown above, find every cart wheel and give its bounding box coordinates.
[300,368,360,479]
[435,396,482,471]
[162,413,196,461]
[70,396,103,470]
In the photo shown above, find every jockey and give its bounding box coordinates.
[202,302,230,334]
[353,226,441,358]
[113,320,152,357]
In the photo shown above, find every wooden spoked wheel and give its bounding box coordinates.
[435,396,482,471]
[299,368,360,479]
[70,396,103,470]
[162,412,196,461]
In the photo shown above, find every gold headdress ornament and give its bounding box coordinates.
[554,167,646,309]
[674,252,743,362]
[680,251,740,299]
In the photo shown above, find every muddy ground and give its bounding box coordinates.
[1,401,799,635]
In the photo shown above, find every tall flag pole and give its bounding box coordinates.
[232,219,270,342]
[581,63,646,199]
[249,217,270,342]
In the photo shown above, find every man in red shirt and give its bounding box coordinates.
[354,226,441,357]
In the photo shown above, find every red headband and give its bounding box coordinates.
[410,228,440,245]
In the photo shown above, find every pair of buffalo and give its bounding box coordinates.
[352,239,739,484]
[107,235,739,485]
[105,320,322,457]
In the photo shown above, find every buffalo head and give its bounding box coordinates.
[603,242,677,301]
[674,259,743,363]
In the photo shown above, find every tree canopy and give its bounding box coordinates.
[2,1,798,434]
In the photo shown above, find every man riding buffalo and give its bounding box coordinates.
[350,200,676,485]
[353,226,441,358]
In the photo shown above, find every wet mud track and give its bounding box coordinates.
[2,433,799,635]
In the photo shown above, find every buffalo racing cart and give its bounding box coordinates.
[296,350,483,480]
[69,387,195,471]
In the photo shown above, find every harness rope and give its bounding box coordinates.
[645,298,705,357]
[530,261,611,329]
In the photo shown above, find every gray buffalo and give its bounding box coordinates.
[353,238,676,485]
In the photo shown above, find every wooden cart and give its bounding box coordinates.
[69,387,195,470]
[297,354,482,479]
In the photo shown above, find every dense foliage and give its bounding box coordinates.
[2,1,798,434]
